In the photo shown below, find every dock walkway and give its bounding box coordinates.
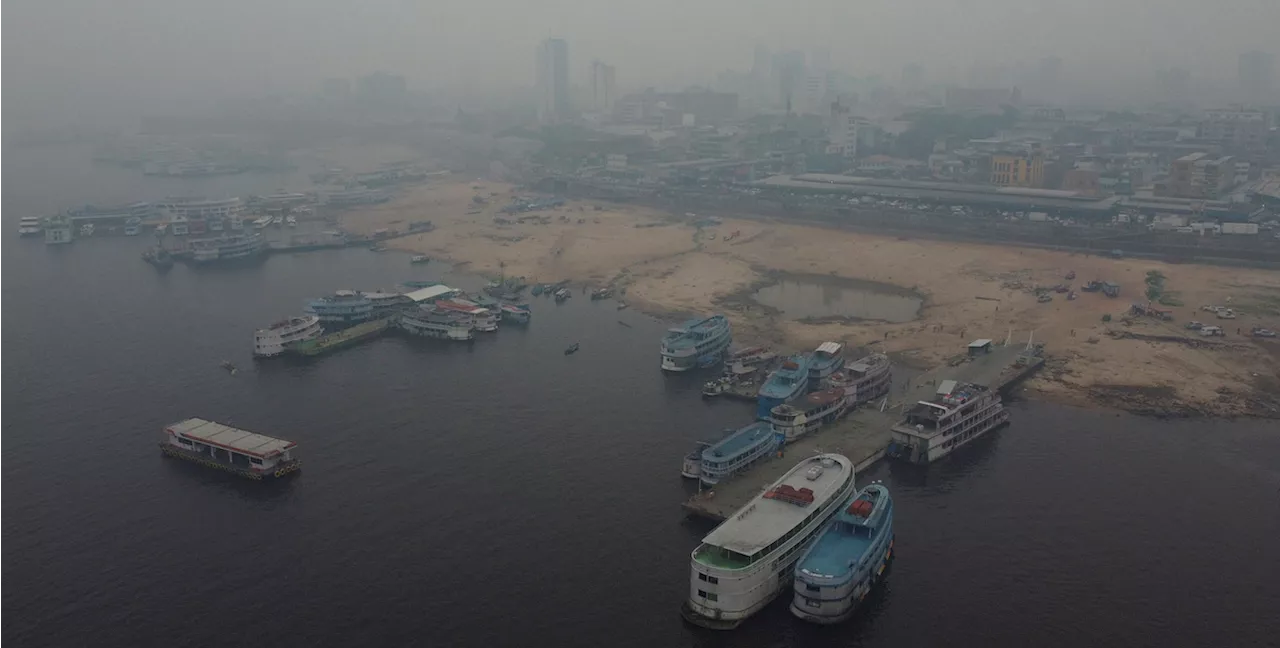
[683,343,1043,521]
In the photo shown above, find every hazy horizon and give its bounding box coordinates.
[4,0,1279,128]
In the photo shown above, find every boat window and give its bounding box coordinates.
[806,583,821,592]
[249,457,263,465]
[706,575,718,584]
[177,437,193,446]
[705,592,718,602]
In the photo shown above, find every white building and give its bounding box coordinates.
[827,100,858,158]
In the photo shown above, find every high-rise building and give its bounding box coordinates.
[590,60,616,114]
[773,50,806,112]
[901,64,924,92]
[1238,50,1275,103]
[536,38,571,123]
[827,99,858,158]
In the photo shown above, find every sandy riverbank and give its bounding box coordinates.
[341,178,1280,418]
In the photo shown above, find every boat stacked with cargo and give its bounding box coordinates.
[660,315,733,372]
[682,454,857,630]
[790,482,894,624]
[395,305,475,341]
[160,418,300,480]
[825,353,892,405]
[693,422,781,486]
[253,314,323,357]
[769,388,849,442]
[306,290,374,326]
[887,380,1008,465]
[756,354,814,418]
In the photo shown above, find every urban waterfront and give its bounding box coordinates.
[4,153,1280,648]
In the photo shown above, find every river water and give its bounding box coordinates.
[4,145,1280,648]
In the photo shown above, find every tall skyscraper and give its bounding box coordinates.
[1238,50,1275,104]
[590,59,616,115]
[536,38,571,123]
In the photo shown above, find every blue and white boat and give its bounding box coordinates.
[306,290,374,326]
[807,342,845,389]
[756,354,814,419]
[790,482,894,624]
[698,422,783,486]
[660,315,732,372]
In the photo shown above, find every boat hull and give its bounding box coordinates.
[790,538,893,624]
[159,443,300,480]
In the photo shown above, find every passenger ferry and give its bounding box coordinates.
[366,291,415,318]
[661,314,733,372]
[887,380,1008,464]
[826,353,893,405]
[160,418,300,480]
[770,389,848,442]
[808,342,845,389]
[252,215,273,229]
[169,215,190,236]
[756,354,814,419]
[44,214,73,244]
[499,303,532,324]
[682,454,858,629]
[123,217,142,236]
[435,299,498,332]
[253,314,323,357]
[19,216,43,237]
[396,306,475,341]
[698,422,783,486]
[306,290,374,326]
[189,233,265,263]
[154,196,245,222]
[791,482,894,624]
[681,441,713,479]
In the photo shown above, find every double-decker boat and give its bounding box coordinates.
[435,299,498,332]
[682,454,858,630]
[306,290,374,326]
[807,342,845,388]
[661,315,732,372]
[756,354,814,419]
[396,306,474,341]
[697,422,782,485]
[888,380,1008,464]
[826,353,892,405]
[189,233,265,263]
[19,216,43,237]
[253,315,323,357]
[769,389,848,442]
[790,482,894,624]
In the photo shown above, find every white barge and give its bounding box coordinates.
[160,418,300,480]
[682,453,857,629]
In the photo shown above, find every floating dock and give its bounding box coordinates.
[288,318,390,357]
[683,342,1044,521]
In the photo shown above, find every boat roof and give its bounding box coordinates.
[403,285,456,302]
[700,454,852,557]
[703,422,774,462]
[166,418,295,458]
[816,341,843,356]
[845,353,888,373]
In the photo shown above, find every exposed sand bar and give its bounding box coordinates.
[340,179,1280,418]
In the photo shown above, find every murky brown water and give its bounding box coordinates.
[753,275,924,323]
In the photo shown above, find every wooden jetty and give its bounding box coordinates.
[682,341,1044,521]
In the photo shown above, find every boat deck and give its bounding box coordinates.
[684,343,1043,521]
[801,522,874,578]
[167,418,294,458]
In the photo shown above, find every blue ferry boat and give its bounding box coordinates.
[698,422,783,485]
[807,342,846,389]
[660,315,733,372]
[756,354,814,419]
[306,290,374,326]
[790,482,894,624]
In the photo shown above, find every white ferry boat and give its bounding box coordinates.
[826,353,892,405]
[396,306,474,341]
[124,217,142,236]
[682,453,857,629]
[18,216,43,237]
[252,215,273,229]
[661,314,733,371]
[253,314,323,357]
[887,380,1008,465]
[154,196,245,221]
[769,389,848,442]
[170,215,190,236]
[44,214,73,244]
[435,299,498,332]
[307,290,374,326]
[160,418,300,480]
[189,233,265,263]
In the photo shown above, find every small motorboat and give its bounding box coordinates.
[617,302,629,311]
[702,379,728,398]
[220,360,239,376]
[411,255,430,264]
[286,216,298,227]
[564,343,580,355]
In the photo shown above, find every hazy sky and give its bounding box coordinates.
[4,0,1278,117]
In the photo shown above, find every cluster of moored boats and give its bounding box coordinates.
[252,282,534,357]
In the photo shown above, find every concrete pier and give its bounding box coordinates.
[682,342,1044,521]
